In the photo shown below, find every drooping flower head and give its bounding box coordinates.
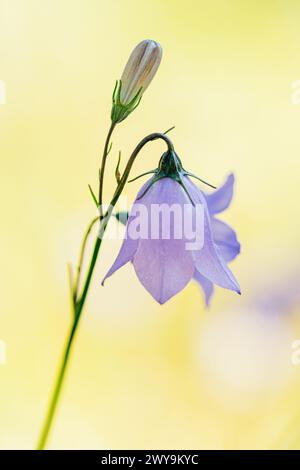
[111,40,162,123]
[103,151,240,305]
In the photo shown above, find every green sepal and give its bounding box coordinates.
[131,149,216,204]
[111,80,143,124]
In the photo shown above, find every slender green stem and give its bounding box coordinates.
[73,216,100,304]
[98,122,116,218]
[36,313,80,450]
[36,131,174,449]
[36,119,117,450]
[36,227,104,450]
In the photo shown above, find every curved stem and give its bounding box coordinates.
[36,131,174,450]
[114,132,174,202]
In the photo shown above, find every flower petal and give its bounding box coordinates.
[132,177,195,303]
[193,269,214,306]
[211,218,241,262]
[102,178,154,284]
[205,173,234,215]
[102,234,138,285]
[133,238,194,304]
[184,177,241,294]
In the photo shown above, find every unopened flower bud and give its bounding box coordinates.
[111,40,162,123]
[121,40,162,104]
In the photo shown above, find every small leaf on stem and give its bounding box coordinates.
[88,184,99,207]
[115,151,122,184]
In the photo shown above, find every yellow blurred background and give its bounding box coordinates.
[1,0,300,449]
